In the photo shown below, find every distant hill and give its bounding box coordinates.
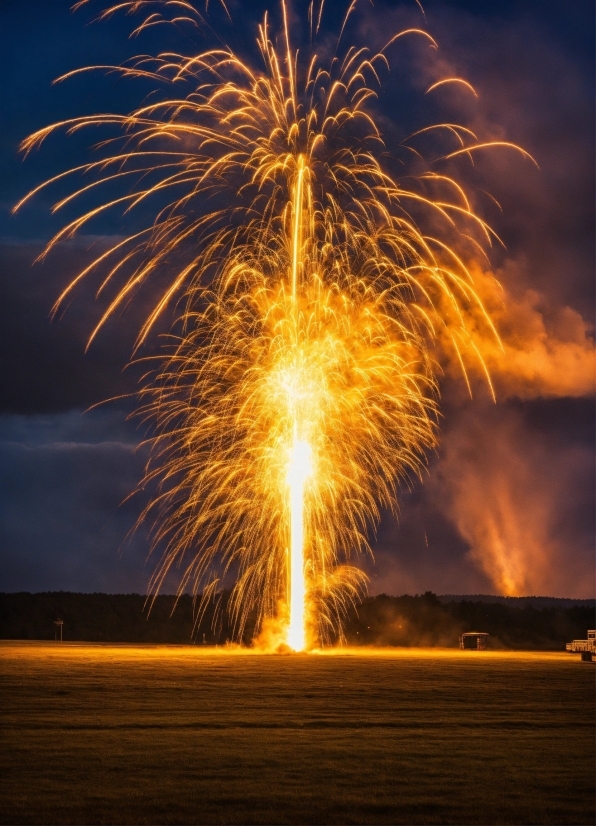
[0,591,594,649]
[437,594,595,609]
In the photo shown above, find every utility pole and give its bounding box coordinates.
[54,619,63,642]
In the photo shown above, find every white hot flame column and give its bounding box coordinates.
[287,435,312,651]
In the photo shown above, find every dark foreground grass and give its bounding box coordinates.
[0,643,593,825]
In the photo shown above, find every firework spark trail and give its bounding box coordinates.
[16,0,535,648]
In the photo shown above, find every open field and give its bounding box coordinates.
[0,643,593,825]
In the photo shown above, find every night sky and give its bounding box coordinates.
[1,0,594,597]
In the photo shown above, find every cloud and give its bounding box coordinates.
[0,409,161,593]
[0,238,167,415]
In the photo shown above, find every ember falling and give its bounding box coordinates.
[16,0,582,648]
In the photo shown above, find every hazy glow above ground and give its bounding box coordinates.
[0,642,575,665]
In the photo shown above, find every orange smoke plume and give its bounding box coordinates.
[434,405,594,598]
[439,262,595,401]
[432,259,594,596]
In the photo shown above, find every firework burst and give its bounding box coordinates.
[16,0,534,648]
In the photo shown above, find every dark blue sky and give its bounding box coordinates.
[1,0,594,596]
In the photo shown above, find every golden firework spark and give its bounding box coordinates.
[16,0,535,649]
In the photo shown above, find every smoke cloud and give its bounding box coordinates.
[431,402,594,597]
[441,262,595,402]
[427,255,594,597]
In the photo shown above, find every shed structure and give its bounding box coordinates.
[566,630,595,661]
[459,632,489,650]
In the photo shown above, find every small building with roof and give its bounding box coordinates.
[459,632,489,650]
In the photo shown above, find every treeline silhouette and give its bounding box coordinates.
[343,592,594,650]
[0,591,593,649]
[0,592,236,645]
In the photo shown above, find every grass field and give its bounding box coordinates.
[0,642,593,825]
